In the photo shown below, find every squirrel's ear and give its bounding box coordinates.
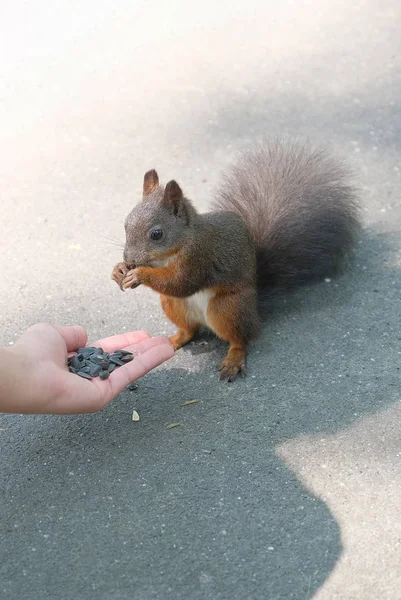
[143,169,159,198]
[163,180,184,216]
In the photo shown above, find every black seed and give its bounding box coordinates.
[89,364,102,377]
[99,370,109,380]
[69,355,82,370]
[90,355,103,364]
[108,363,116,373]
[80,366,91,374]
[76,353,84,362]
[68,367,78,374]
[77,371,92,379]
[128,383,138,391]
[78,346,97,357]
[110,356,124,366]
[120,350,134,356]
[111,351,123,358]
[94,347,104,355]
[100,359,110,370]
[121,354,134,363]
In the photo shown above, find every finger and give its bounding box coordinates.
[52,325,88,352]
[123,336,172,355]
[100,341,174,404]
[88,330,151,352]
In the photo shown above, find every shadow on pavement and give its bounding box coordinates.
[1,224,400,599]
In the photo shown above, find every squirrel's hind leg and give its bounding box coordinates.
[207,285,260,382]
[160,295,200,350]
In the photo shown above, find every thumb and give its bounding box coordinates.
[52,325,88,352]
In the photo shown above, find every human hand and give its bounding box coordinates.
[1,324,173,415]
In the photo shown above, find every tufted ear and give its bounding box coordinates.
[162,180,185,216]
[143,169,159,198]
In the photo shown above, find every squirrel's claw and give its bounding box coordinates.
[111,262,131,291]
[122,268,140,290]
[218,360,246,382]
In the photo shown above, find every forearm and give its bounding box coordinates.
[0,348,35,413]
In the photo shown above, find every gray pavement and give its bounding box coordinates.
[1,1,401,598]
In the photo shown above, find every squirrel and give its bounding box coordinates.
[111,138,360,381]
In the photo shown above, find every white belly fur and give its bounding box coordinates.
[185,289,215,325]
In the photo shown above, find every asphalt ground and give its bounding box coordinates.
[1,1,401,598]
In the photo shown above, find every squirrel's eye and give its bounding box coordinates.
[150,228,163,241]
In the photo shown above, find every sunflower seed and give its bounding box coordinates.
[121,354,134,363]
[69,355,82,370]
[78,346,97,357]
[110,356,124,366]
[68,347,135,380]
[90,355,103,364]
[89,364,102,377]
[77,371,92,379]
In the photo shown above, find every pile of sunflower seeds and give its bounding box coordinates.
[67,346,134,380]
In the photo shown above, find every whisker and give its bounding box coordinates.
[89,228,125,247]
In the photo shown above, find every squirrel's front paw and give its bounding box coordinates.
[111,262,131,291]
[122,268,141,290]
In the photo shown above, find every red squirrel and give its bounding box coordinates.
[111,139,360,381]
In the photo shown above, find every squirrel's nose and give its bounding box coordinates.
[123,247,137,269]
[123,246,133,264]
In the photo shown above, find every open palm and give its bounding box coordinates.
[11,324,174,414]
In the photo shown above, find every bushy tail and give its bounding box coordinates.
[212,138,361,297]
